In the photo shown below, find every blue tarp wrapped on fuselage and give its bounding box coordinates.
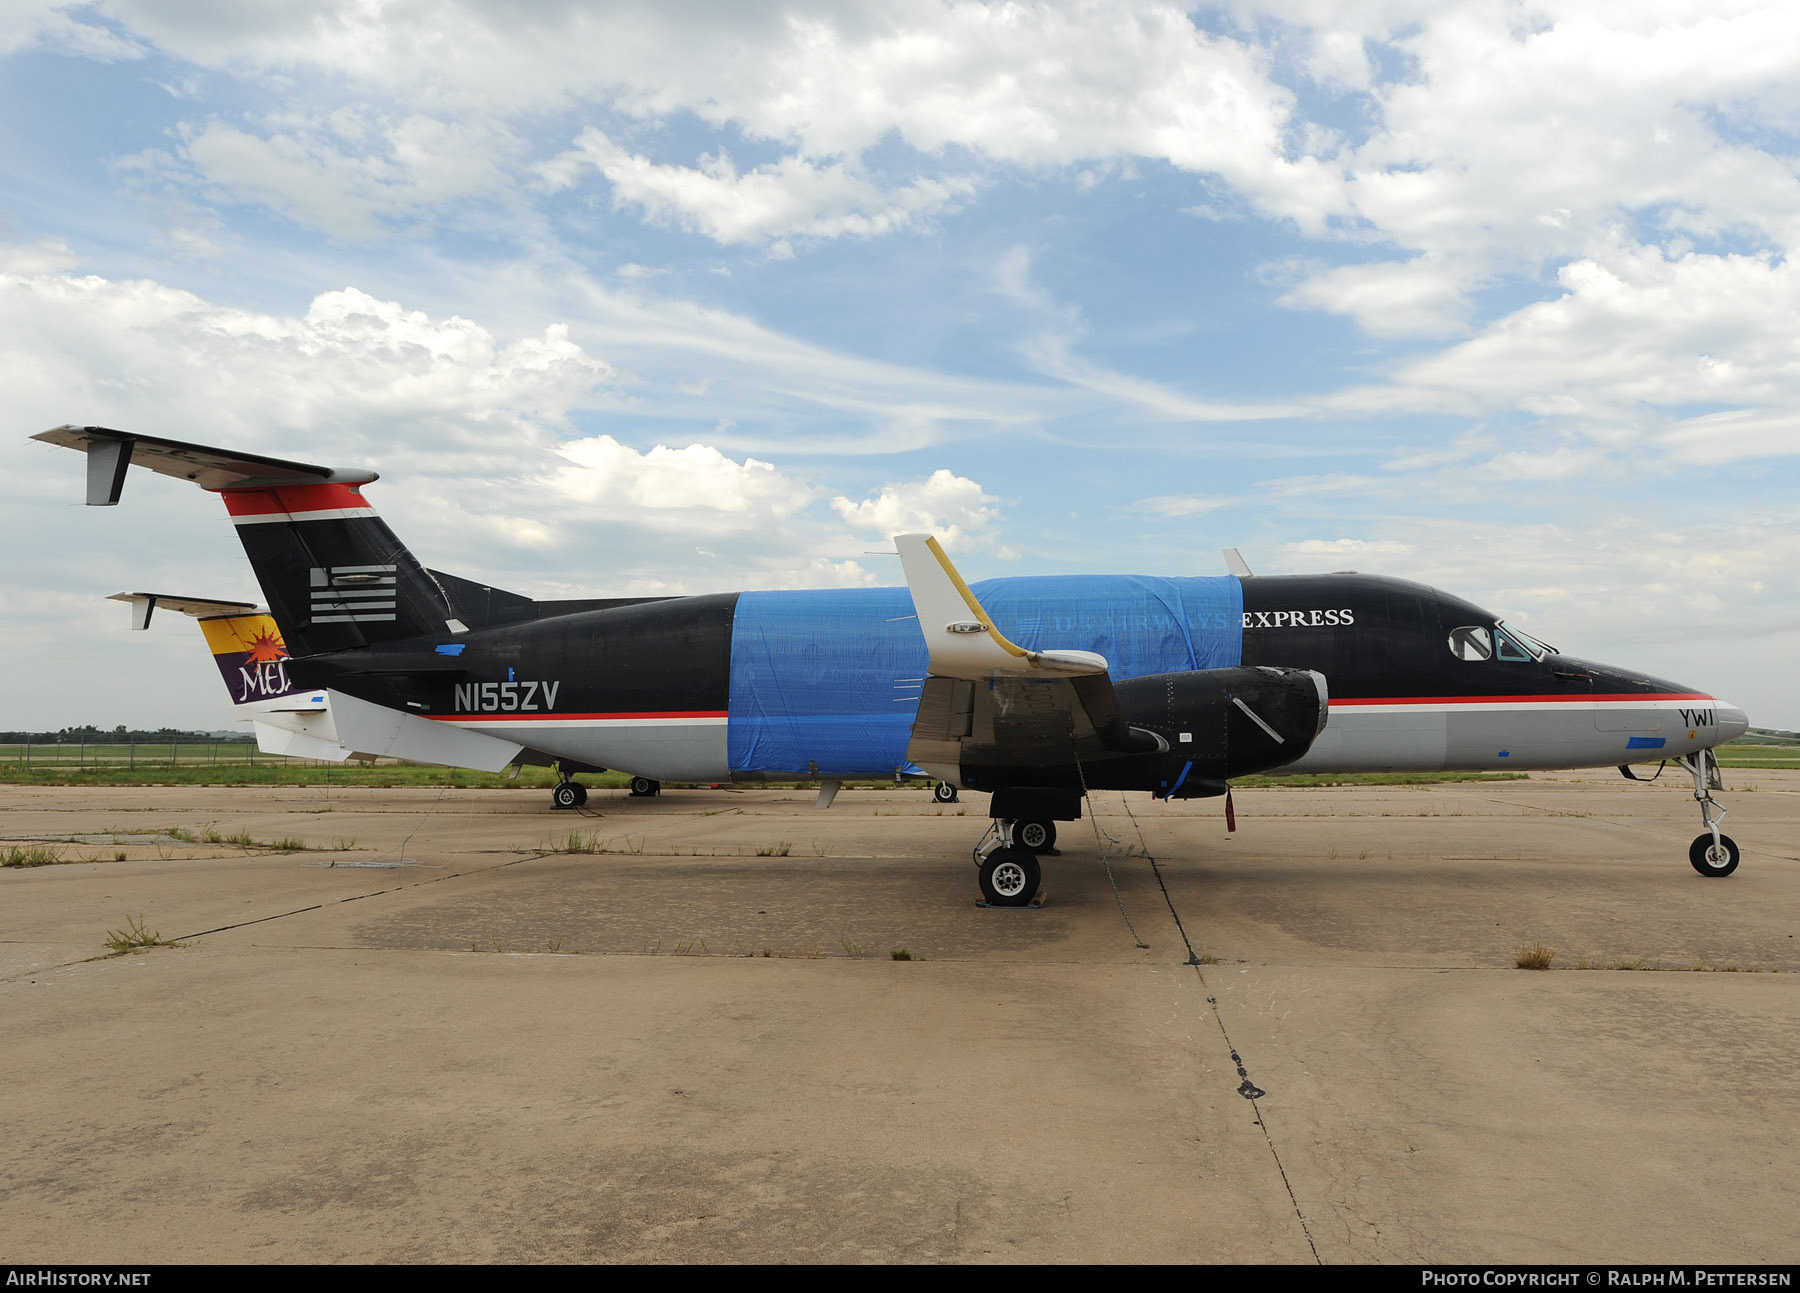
[726,574,1245,776]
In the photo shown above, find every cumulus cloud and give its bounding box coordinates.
[1270,3,1800,337]
[70,2,1327,250]
[1335,245,1800,431]
[31,2,1800,288]
[0,264,612,450]
[130,111,522,240]
[831,469,1002,552]
[1276,255,1471,338]
[3,2,143,60]
[547,434,815,527]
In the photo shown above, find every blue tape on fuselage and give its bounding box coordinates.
[726,574,1244,776]
[1626,735,1667,749]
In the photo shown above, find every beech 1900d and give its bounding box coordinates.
[34,426,1751,905]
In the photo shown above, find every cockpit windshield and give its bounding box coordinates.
[1496,621,1554,661]
[1448,621,1554,664]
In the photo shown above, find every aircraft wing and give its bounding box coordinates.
[894,534,1163,777]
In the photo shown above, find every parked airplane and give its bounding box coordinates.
[35,425,1750,901]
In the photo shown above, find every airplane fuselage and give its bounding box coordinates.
[305,571,1746,784]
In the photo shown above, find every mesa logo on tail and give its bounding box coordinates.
[201,614,303,702]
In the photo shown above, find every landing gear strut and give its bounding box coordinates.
[552,778,588,810]
[972,819,1041,906]
[1679,749,1739,877]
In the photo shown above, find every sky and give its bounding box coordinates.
[4,0,1799,733]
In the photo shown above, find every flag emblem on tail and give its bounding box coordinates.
[310,565,397,623]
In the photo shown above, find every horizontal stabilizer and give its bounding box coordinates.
[34,425,376,504]
[894,534,1107,680]
[327,689,522,772]
[252,717,356,763]
[109,592,261,631]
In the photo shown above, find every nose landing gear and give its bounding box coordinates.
[1679,749,1739,877]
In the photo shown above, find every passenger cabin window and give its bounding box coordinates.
[1448,626,1491,660]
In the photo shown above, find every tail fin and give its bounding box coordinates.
[222,481,465,655]
[37,426,463,656]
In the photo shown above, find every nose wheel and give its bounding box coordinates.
[1689,832,1740,877]
[1679,750,1738,877]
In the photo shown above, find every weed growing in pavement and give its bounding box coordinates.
[1515,941,1557,970]
[104,914,179,954]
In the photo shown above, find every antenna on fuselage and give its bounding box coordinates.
[1222,548,1254,578]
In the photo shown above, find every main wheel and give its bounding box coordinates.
[629,777,660,797]
[1689,833,1740,877]
[979,848,1041,907]
[933,781,959,804]
[552,781,582,810]
[1014,819,1056,854]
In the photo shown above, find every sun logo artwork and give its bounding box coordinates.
[243,625,288,665]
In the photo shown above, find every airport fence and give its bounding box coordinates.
[0,741,333,769]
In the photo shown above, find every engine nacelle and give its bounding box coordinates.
[1114,665,1328,797]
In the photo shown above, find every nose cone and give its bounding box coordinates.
[1559,656,1749,746]
[1716,702,1750,743]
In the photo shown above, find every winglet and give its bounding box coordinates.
[1223,548,1254,578]
[894,534,1107,679]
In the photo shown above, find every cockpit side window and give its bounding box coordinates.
[1448,626,1492,661]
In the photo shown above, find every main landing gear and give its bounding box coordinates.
[628,777,661,798]
[933,781,959,804]
[972,820,1044,907]
[1680,749,1739,877]
[551,778,588,810]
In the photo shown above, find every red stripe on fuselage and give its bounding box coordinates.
[428,711,729,723]
[218,483,373,516]
[1330,693,1713,706]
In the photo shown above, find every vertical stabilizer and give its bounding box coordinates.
[221,482,462,655]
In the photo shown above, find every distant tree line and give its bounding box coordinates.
[0,725,254,744]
